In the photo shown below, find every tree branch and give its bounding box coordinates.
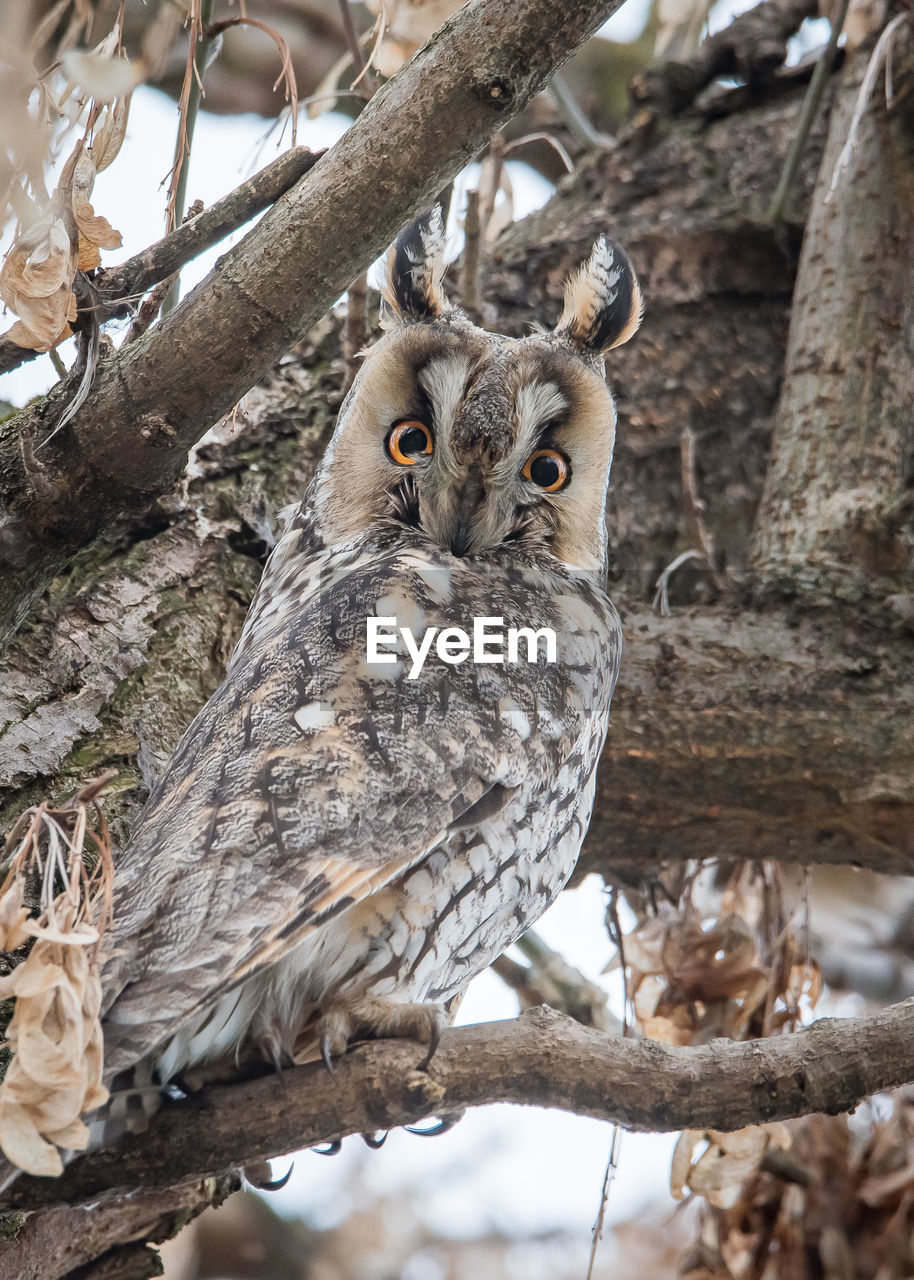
[631,0,817,115]
[100,146,327,315]
[3,1000,914,1220]
[0,148,326,379]
[0,0,624,653]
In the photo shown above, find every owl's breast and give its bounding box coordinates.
[248,719,604,1060]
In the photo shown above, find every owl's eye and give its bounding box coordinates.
[522,448,570,493]
[387,419,434,465]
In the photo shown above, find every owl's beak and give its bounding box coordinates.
[446,474,485,557]
[449,520,472,557]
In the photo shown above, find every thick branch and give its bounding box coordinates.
[3,1000,914,1218]
[631,0,817,115]
[0,0,623,651]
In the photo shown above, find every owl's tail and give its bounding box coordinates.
[0,1155,20,1197]
[87,1058,165,1152]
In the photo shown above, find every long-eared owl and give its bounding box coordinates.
[5,209,642,1174]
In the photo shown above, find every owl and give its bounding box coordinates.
[1,209,641,1179]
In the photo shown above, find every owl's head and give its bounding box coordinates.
[312,207,641,575]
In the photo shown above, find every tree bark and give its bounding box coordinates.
[753,21,914,598]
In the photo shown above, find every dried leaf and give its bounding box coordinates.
[45,1117,91,1151]
[72,150,122,271]
[91,97,131,173]
[0,144,80,351]
[60,49,142,102]
[0,961,67,1000]
[671,1129,703,1199]
[0,1101,64,1178]
[0,774,115,1178]
[0,884,31,953]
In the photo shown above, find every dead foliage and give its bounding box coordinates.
[0,772,115,1177]
[680,1097,914,1280]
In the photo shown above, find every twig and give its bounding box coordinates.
[653,548,702,615]
[504,130,574,172]
[341,271,367,392]
[681,425,725,591]
[477,132,505,241]
[125,275,177,344]
[461,188,482,314]
[206,17,300,132]
[769,0,851,229]
[337,0,378,97]
[547,70,615,149]
[586,1125,621,1280]
[493,929,622,1033]
[827,12,908,200]
[162,0,216,314]
[39,280,102,450]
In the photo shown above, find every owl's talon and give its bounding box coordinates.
[245,1160,295,1190]
[314,1138,342,1156]
[320,1033,336,1076]
[417,1015,442,1071]
[406,1110,465,1138]
[361,1130,388,1149]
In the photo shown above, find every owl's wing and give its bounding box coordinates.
[100,542,620,1076]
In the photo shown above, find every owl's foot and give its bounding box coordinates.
[316,996,448,1073]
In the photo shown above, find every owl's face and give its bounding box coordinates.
[314,211,642,575]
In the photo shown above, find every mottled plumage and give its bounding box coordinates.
[3,212,642,1178]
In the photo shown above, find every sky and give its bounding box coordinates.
[0,0,836,1260]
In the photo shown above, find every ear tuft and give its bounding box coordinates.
[379,206,451,327]
[554,236,642,357]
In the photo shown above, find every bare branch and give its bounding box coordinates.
[0,147,325,378]
[3,1000,914,1221]
[0,0,626,652]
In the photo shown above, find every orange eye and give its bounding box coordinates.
[387,419,433,465]
[522,448,570,493]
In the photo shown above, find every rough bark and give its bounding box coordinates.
[0,0,624,650]
[753,22,914,597]
[1,1175,239,1280]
